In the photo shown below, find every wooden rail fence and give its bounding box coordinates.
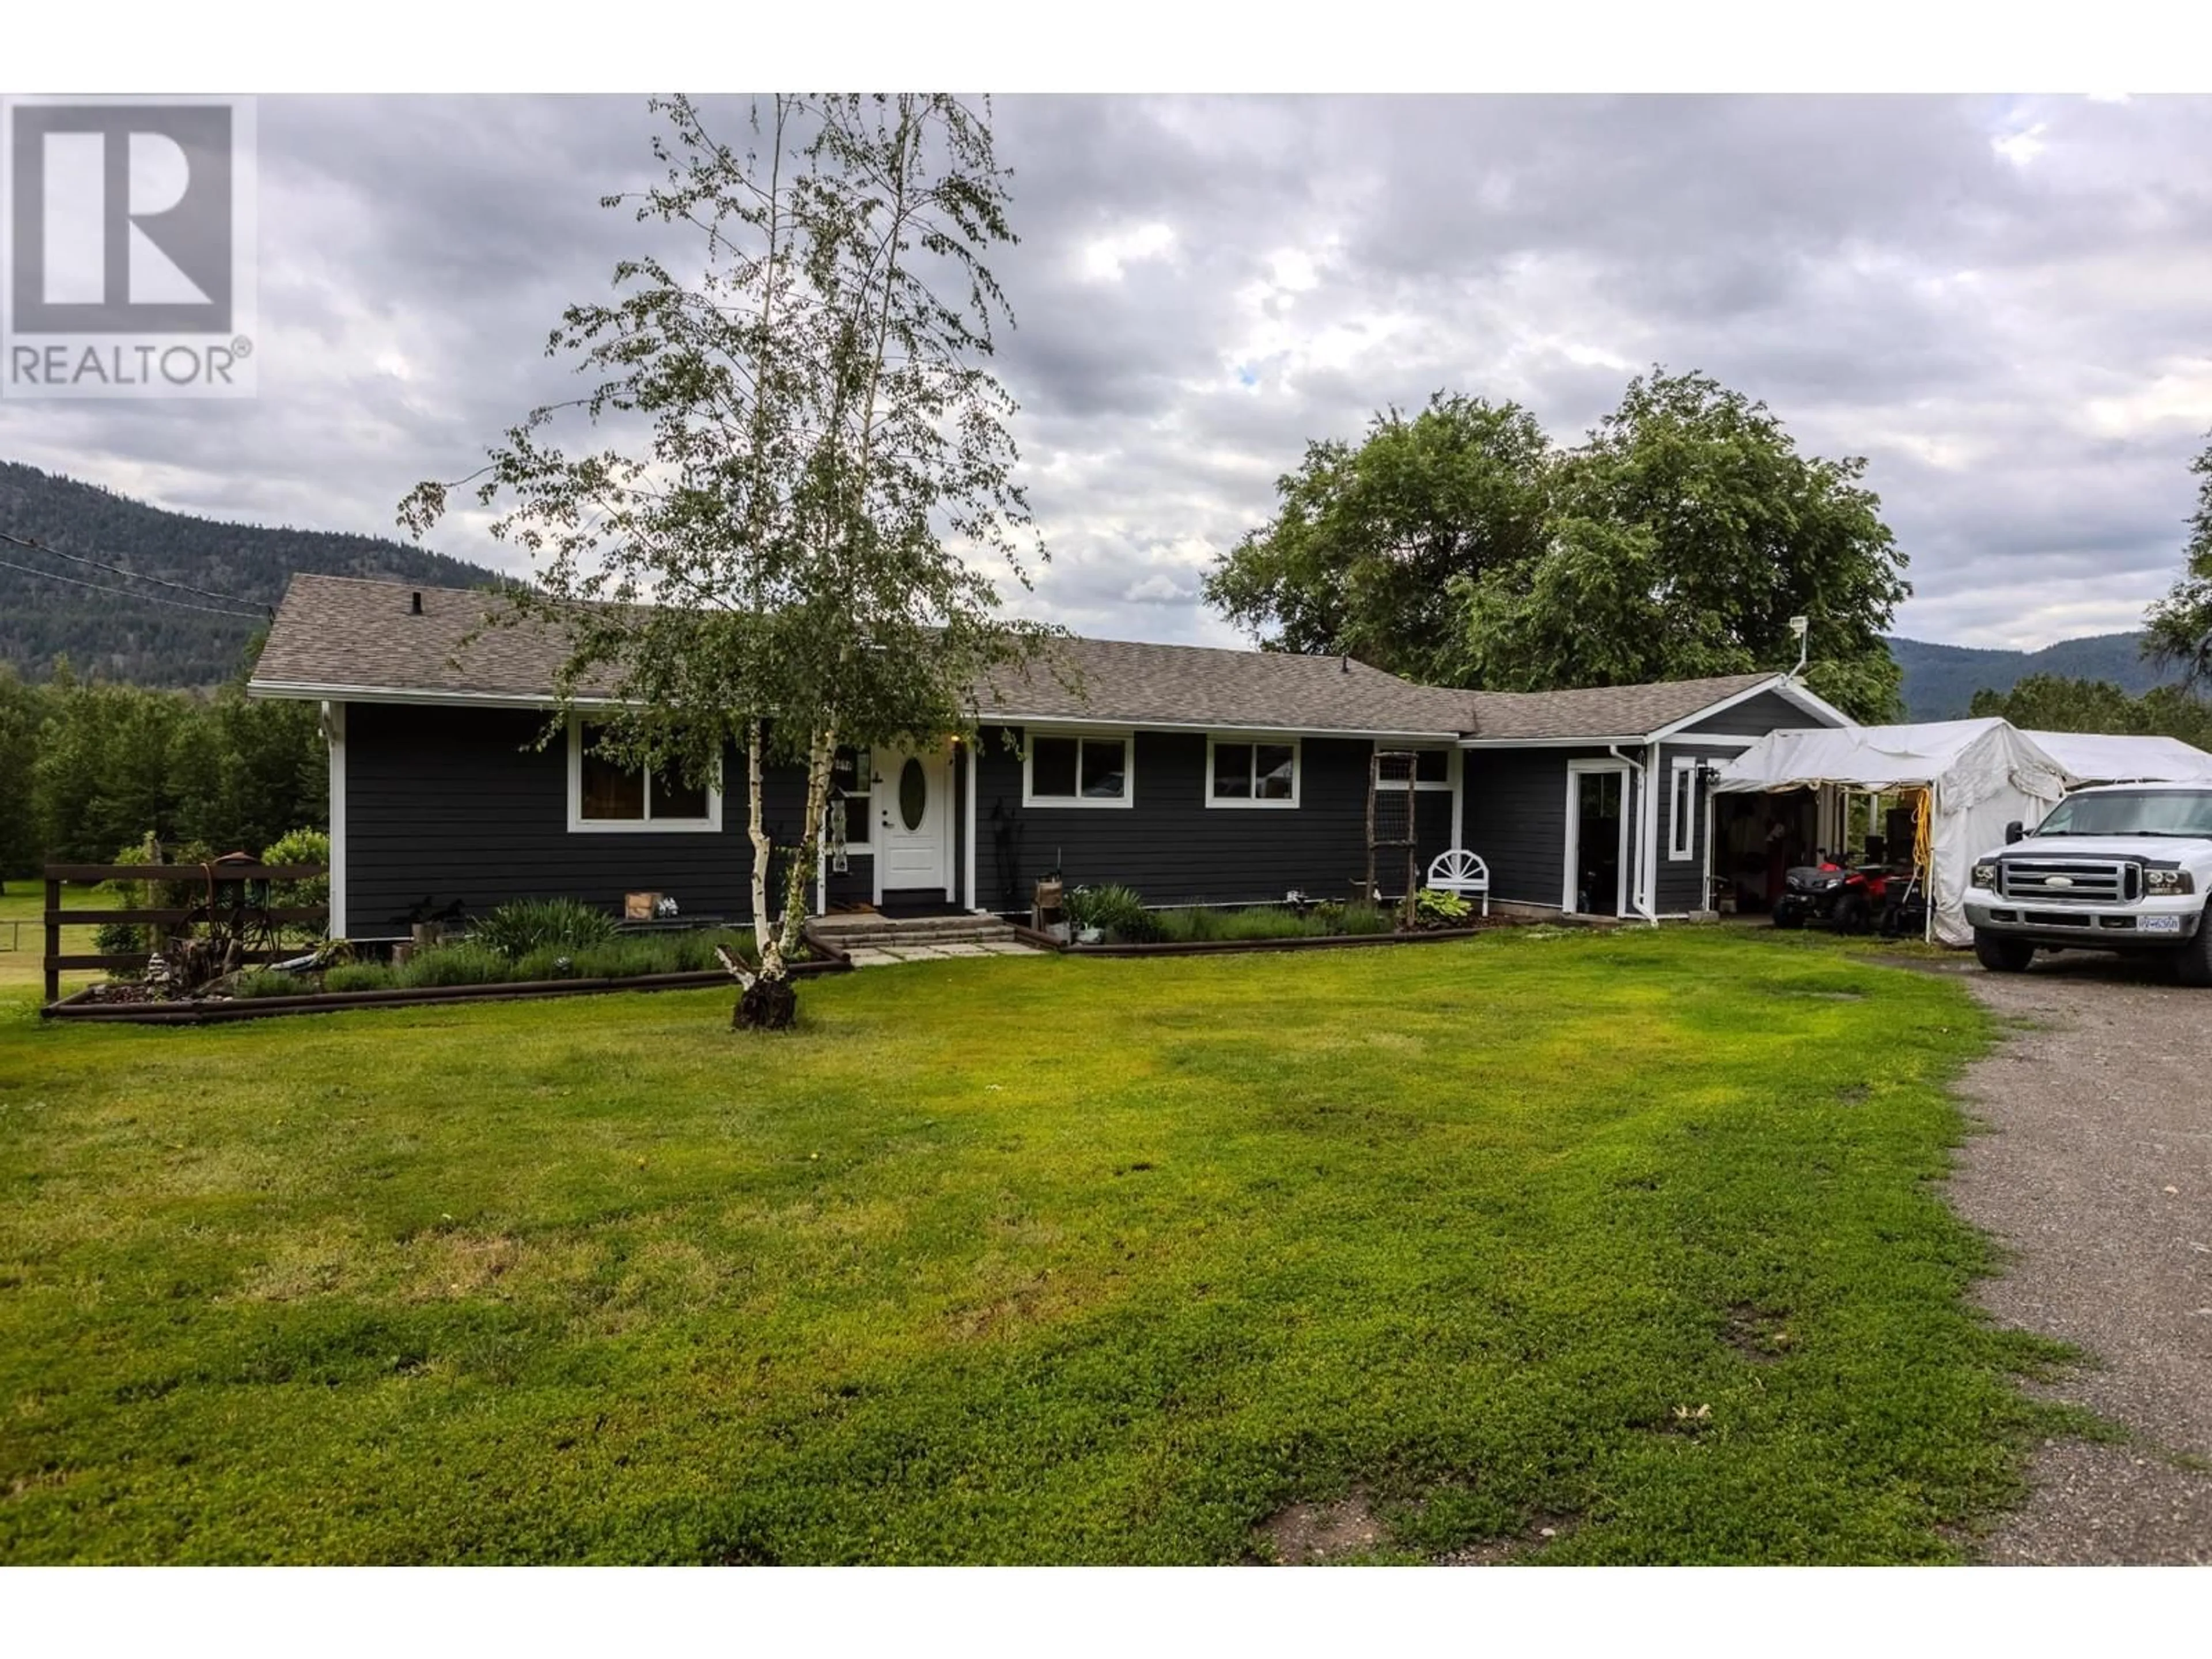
[43,862,328,1005]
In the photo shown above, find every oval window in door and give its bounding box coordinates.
[898,757,927,831]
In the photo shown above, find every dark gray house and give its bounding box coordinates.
[249,575,1849,940]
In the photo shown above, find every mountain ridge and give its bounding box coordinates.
[0,460,2180,715]
[0,461,501,687]
[1883,630,2166,721]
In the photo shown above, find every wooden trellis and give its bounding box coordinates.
[1368,751,1421,926]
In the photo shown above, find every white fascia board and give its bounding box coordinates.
[247,680,623,711]
[984,711,1461,740]
[1460,734,1646,749]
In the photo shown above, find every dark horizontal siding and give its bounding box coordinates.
[1461,748,1569,906]
[1680,688,1827,738]
[342,703,868,937]
[975,726,1435,910]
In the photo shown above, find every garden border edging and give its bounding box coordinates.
[41,942,851,1025]
[1014,924,1501,957]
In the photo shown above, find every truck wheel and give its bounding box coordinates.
[1973,930,2035,974]
[2176,906,2212,987]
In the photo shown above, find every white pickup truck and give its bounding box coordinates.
[1964,782,2212,983]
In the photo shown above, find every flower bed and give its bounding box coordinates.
[1036,885,1518,957]
[43,900,849,1025]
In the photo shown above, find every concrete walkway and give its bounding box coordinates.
[843,940,1043,968]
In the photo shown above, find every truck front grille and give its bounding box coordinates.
[1999,859,2133,903]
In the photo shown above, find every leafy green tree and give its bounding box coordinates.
[403,94,1052,1027]
[1455,370,1908,720]
[1207,369,1911,721]
[2145,429,2212,687]
[1201,394,1553,684]
[19,668,323,866]
[1969,673,2212,749]
[0,667,48,885]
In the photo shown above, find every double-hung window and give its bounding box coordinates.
[567,718,722,832]
[1023,732,1133,807]
[830,745,874,851]
[1207,737,1300,808]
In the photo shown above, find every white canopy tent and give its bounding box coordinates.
[2019,730,2212,786]
[1713,719,2073,945]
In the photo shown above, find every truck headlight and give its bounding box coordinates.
[2145,868,2195,896]
[1972,862,1998,889]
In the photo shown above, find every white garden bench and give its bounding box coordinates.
[1425,849,1491,916]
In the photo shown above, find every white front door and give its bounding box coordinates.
[877,747,952,897]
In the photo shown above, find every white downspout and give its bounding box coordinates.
[1608,743,1658,926]
[322,700,347,941]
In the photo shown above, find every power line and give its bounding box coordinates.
[0,552,267,620]
[0,527,270,613]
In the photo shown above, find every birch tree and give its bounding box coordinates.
[402,93,1051,1027]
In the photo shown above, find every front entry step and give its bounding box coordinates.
[810,912,1021,951]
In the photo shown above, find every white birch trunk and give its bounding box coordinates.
[746,719,785,981]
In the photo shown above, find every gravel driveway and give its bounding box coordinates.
[1937,949,2212,1564]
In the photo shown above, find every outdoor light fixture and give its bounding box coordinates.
[1788,614,1810,679]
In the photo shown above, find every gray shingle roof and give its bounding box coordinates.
[982,635,1478,734]
[1461,673,1785,741]
[249,574,1790,741]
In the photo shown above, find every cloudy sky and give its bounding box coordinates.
[7,93,2211,651]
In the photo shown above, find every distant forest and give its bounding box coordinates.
[0,461,500,687]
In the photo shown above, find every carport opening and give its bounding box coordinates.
[1714,789,1817,915]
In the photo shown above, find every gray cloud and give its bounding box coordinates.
[6,94,2210,654]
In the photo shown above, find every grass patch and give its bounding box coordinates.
[0,885,99,997]
[0,929,2069,1563]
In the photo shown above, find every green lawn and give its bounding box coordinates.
[0,929,2071,1564]
[0,885,97,997]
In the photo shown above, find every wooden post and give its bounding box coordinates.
[43,875,60,1005]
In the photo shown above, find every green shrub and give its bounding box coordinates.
[1212,906,1313,941]
[259,827,331,944]
[572,940,672,980]
[1153,906,1222,942]
[1066,883,1164,944]
[232,969,302,999]
[1336,901,1395,935]
[1415,888,1473,927]
[396,942,514,988]
[470,897,618,960]
[323,963,396,994]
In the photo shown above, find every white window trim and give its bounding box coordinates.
[1206,734,1302,809]
[1562,758,1633,915]
[1668,756,1695,862]
[1020,728,1135,809]
[566,715,723,834]
[1382,741,1457,792]
[832,745,876,856]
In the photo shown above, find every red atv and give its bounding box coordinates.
[1771,854,1903,934]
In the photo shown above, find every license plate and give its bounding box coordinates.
[2143,915,2181,934]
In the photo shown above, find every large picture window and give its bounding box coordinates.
[1022,731,1132,807]
[567,719,722,833]
[1207,737,1300,808]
